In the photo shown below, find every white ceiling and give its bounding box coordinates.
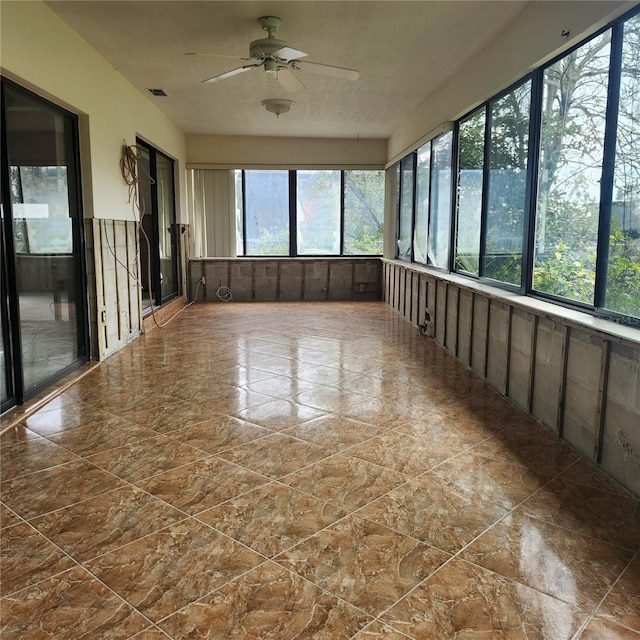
[45,1,528,140]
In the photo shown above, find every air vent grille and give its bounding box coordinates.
[148,89,167,96]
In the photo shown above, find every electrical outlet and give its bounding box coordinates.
[200,276,206,285]
[358,283,365,292]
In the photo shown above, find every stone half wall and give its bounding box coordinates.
[383,259,640,498]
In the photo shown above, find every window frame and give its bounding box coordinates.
[238,169,384,258]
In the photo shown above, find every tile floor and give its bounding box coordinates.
[1,301,639,639]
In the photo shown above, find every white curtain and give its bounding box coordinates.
[187,169,236,257]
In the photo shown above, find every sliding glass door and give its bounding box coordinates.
[1,79,88,412]
[137,139,178,309]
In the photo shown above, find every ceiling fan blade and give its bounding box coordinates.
[273,46,308,61]
[277,67,304,93]
[296,60,359,81]
[185,52,249,61]
[202,63,261,84]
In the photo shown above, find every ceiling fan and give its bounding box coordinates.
[187,16,359,93]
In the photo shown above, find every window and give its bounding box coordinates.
[343,170,385,255]
[484,79,532,285]
[605,13,640,318]
[237,169,384,257]
[533,32,611,304]
[413,142,431,264]
[234,169,244,256]
[455,109,485,274]
[397,154,415,260]
[428,131,453,268]
[244,170,289,256]
[297,170,341,255]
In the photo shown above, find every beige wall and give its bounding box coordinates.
[0,0,188,223]
[187,134,386,168]
[388,0,635,164]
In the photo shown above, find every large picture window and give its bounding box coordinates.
[427,132,453,268]
[343,170,385,255]
[455,109,485,274]
[605,13,640,318]
[533,33,611,304]
[484,79,532,285]
[237,169,384,257]
[397,154,415,261]
[243,170,289,256]
[297,171,341,255]
[413,142,431,264]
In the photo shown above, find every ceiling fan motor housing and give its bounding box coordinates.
[249,38,289,59]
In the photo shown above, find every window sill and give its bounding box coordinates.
[382,259,640,348]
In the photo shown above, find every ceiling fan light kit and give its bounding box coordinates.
[262,99,294,118]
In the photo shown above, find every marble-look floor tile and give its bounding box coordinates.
[520,478,640,551]
[118,399,222,434]
[345,430,461,477]
[236,398,325,431]
[0,434,79,482]
[171,415,272,455]
[444,389,528,430]
[159,561,372,640]
[0,460,125,520]
[217,433,330,479]
[22,403,129,436]
[276,514,450,615]
[460,511,633,610]
[1,424,49,446]
[381,558,587,639]
[251,356,315,377]
[558,458,631,497]
[0,503,22,530]
[358,475,508,554]
[292,386,369,413]
[597,555,640,631]
[327,373,384,397]
[396,410,493,449]
[579,617,640,639]
[243,374,318,399]
[86,433,210,483]
[0,522,76,596]
[135,457,268,514]
[469,429,579,476]
[86,518,263,622]
[341,396,429,427]
[197,482,346,557]
[296,365,348,386]
[130,628,172,639]
[352,621,411,639]
[0,566,149,639]
[47,420,157,457]
[428,451,553,509]
[283,453,408,511]
[30,486,185,562]
[284,414,388,451]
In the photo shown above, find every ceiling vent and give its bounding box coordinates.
[148,88,167,96]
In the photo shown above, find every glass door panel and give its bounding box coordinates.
[136,141,178,308]
[2,81,87,399]
[156,153,177,301]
